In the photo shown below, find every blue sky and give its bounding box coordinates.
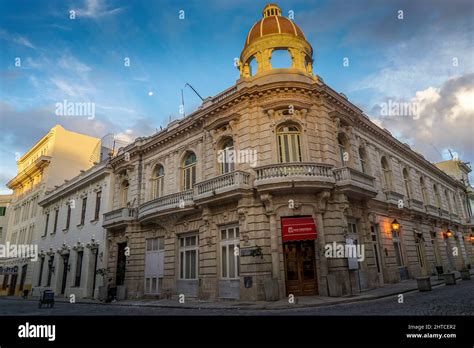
[0,0,473,193]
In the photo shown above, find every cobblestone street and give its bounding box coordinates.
[1,279,473,316]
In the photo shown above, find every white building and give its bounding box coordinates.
[34,161,112,299]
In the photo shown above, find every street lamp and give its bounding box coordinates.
[391,219,400,233]
[445,229,453,238]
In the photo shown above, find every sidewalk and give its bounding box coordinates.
[4,270,471,310]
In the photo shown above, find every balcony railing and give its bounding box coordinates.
[103,207,137,228]
[138,190,194,220]
[194,171,250,199]
[333,167,376,187]
[384,190,405,205]
[408,198,424,211]
[333,167,377,198]
[255,163,334,181]
[425,204,440,216]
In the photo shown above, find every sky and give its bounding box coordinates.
[0,0,473,193]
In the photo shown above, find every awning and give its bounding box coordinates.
[281,217,317,242]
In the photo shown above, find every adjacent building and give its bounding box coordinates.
[34,161,112,299]
[0,125,101,296]
[0,195,12,245]
[101,4,474,301]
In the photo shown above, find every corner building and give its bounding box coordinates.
[103,4,473,301]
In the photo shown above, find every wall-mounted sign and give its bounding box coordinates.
[240,247,263,257]
[281,217,317,242]
[0,266,19,275]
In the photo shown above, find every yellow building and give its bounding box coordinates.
[0,125,101,297]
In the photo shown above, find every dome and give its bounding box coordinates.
[244,11,306,50]
[238,4,314,78]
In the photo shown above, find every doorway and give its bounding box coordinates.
[19,265,27,291]
[116,242,127,286]
[8,274,17,296]
[284,240,318,296]
[61,254,70,295]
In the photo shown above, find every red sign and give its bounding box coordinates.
[281,217,317,242]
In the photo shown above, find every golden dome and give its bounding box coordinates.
[244,8,306,50]
[239,4,313,78]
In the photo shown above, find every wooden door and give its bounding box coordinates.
[284,241,318,296]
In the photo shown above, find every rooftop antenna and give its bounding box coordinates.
[429,142,443,159]
[181,89,186,118]
[185,83,204,101]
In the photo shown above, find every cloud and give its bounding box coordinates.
[74,0,124,19]
[370,73,474,167]
[0,30,36,49]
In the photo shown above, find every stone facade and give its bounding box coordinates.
[102,5,473,301]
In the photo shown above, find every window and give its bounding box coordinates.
[433,184,441,209]
[381,156,392,190]
[74,251,83,287]
[43,213,50,237]
[277,124,302,163]
[414,233,425,269]
[337,133,350,166]
[219,139,235,174]
[359,147,369,174]
[182,153,197,190]
[445,190,452,213]
[47,256,54,287]
[0,206,6,216]
[66,204,71,230]
[121,180,129,207]
[402,168,411,199]
[80,197,87,225]
[220,226,240,279]
[37,257,45,286]
[392,230,405,267]
[151,165,165,199]
[179,235,198,279]
[420,177,428,204]
[94,191,101,220]
[52,209,59,234]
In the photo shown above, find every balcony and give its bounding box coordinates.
[440,209,450,219]
[333,167,377,199]
[384,190,405,206]
[425,204,440,216]
[408,198,425,212]
[103,207,137,229]
[138,190,194,222]
[254,163,335,193]
[450,213,461,223]
[194,171,251,204]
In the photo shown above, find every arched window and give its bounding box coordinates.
[277,124,302,163]
[151,165,164,199]
[402,168,412,199]
[183,152,197,190]
[420,177,429,204]
[433,184,441,208]
[338,133,350,166]
[120,180,129,207]
[453,192,460,215]
[249,56,258,77]
[381,156,392,190]
[219,139,235,174]
[358,147,369,174]
[444,190,452,213]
